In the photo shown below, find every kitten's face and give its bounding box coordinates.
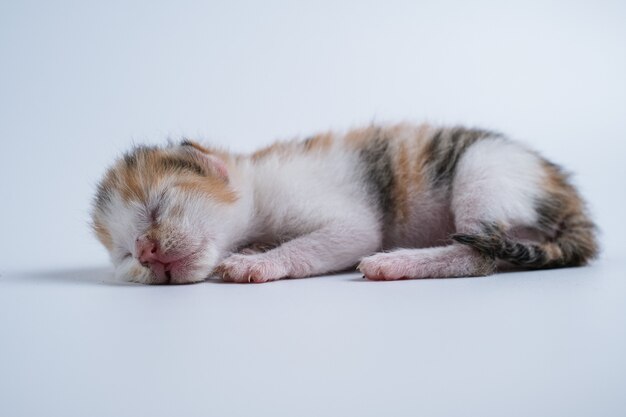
[91,141,237,284]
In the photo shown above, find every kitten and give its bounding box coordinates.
[91,123,598,284]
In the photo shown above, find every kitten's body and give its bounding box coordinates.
[92,123,597,284]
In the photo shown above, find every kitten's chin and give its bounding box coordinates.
[115,259,152,284]
[167,267,210,285]
[115,256,214,285]
[125,266,210,285]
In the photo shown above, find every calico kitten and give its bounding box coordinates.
[91,123,597,284]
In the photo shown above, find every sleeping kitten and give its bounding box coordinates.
[91,123,598,284]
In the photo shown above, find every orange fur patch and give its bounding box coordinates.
[251,141,294,161]
[393,141,411,223]
[177,177,238,203]
[538,159,598,264]
[541,160,583,213]
[392,124,432,224]
[413,125,434,185]
[302,132,333,153]
[344,125,380,148]
[109,147,238,205]
[92,218,113,250]
[117,161,148,203]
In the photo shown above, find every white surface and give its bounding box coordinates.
[1,261,626,417]
[1,1,625,416]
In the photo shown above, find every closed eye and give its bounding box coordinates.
[117,251,132,262]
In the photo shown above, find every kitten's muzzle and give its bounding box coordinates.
[135,236,200,283]
[135,236,173,280]
[136,236,163,266]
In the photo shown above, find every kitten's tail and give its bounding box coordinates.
[451,216,598,268]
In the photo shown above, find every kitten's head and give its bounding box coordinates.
[91,141,239,284]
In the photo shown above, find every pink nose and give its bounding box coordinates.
[136,237,165,266]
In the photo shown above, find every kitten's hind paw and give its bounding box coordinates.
[357,252,411,281]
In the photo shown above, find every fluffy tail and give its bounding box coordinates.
[452,216,598,268]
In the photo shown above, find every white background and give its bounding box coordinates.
[1,1,625,416]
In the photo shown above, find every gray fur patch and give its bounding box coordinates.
[94,181,112,208]
[359,129,395,223]
[159,156,205,176]
[452,222,549,266]
[424,127,498,187]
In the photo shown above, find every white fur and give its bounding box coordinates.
[451,138,544,232]
[218,143,382,281]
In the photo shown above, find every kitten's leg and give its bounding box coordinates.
[358,245,494,280]
[360,138,547,280]
[216,224,380,283]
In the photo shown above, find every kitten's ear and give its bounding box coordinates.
[201,153,229,181]
[180,140,229,182]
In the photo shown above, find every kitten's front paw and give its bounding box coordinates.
[214,254,288,283]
